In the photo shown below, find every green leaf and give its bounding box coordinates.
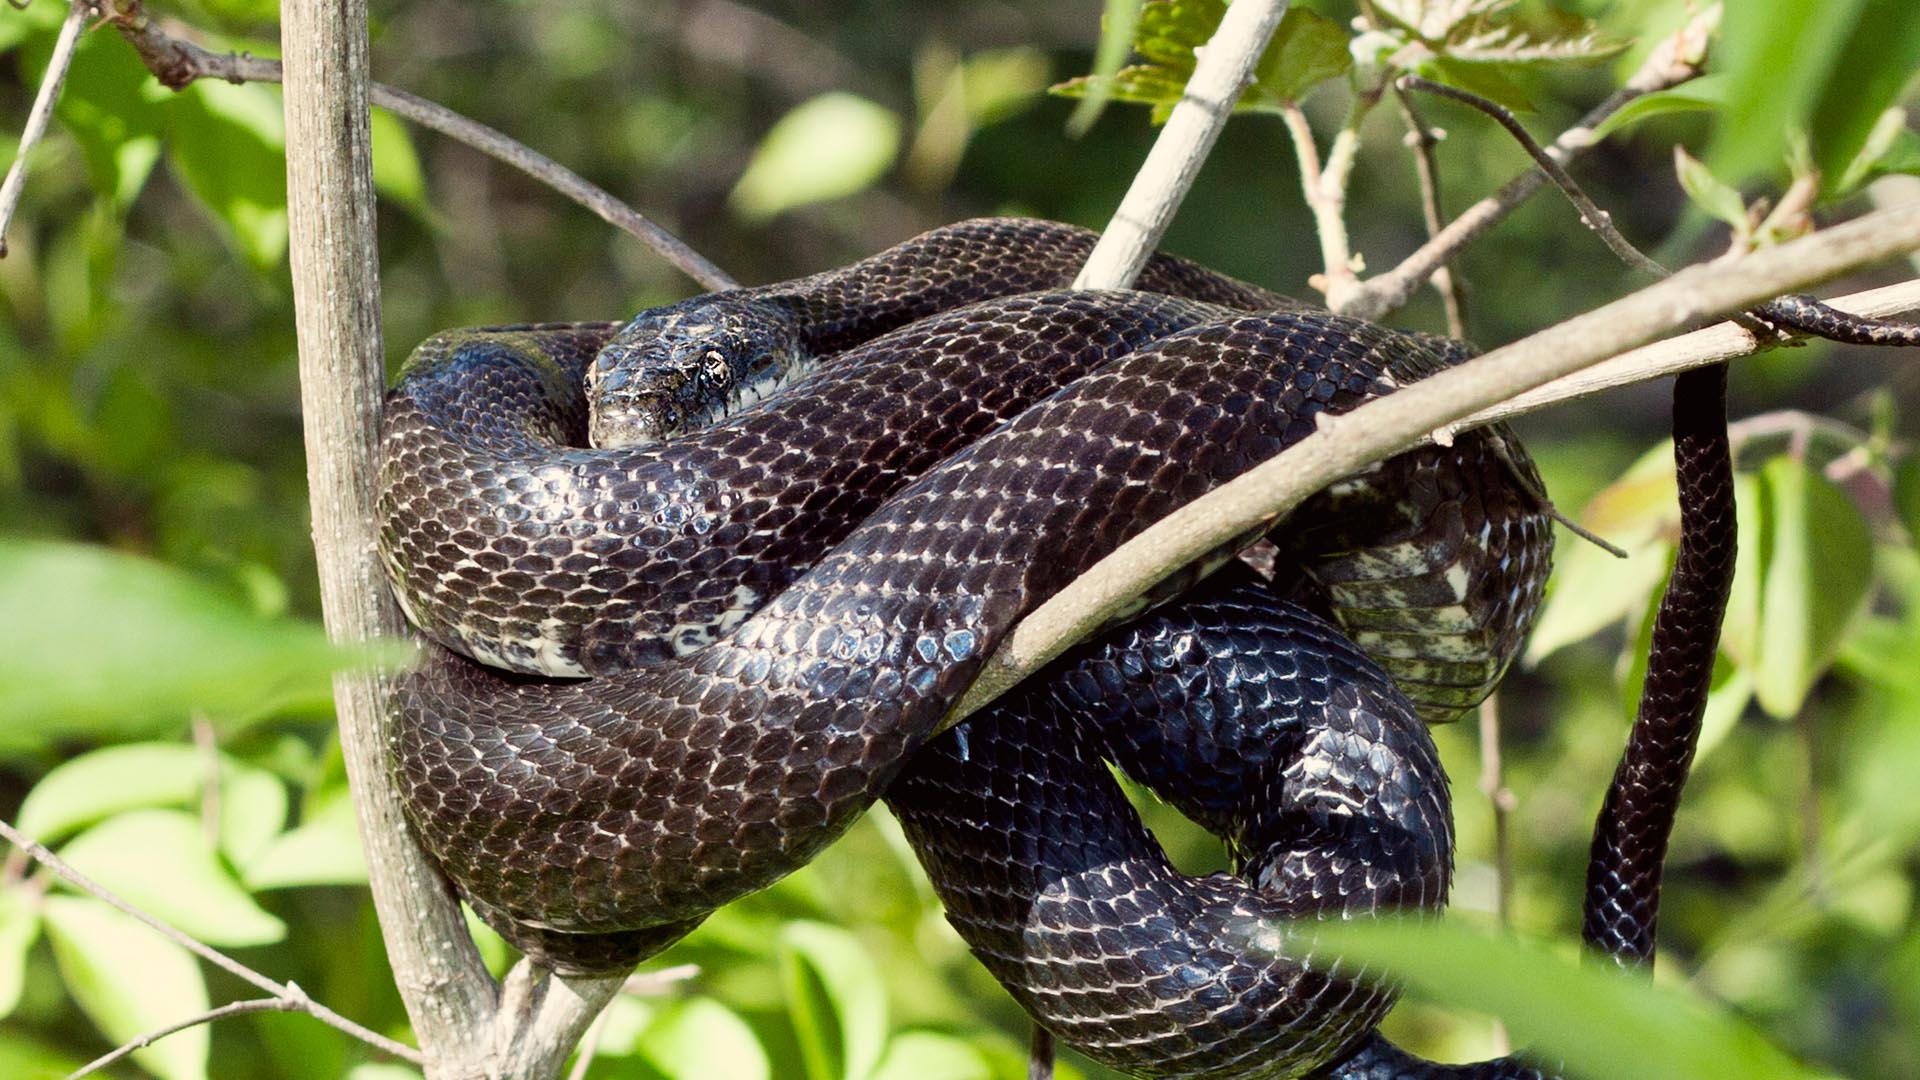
[0,541,400,754]
[166,80,291,267]
[15,742,286,860]
[370,107,430,215]
[1806,0,1920,189]
[58,810,286,947]
[1051,65,1194,125]
[779,921,888,1080]
[43,896,211,1080]
[0,1032,85,1080]
[51,29,168,209]
[1709,0,1867,185]
[0,0,68,54]
[871,1031,992,1080]
[0,888,40,1021]
[1525,443,1680,665]
[1304,918,1823,1080]
[1417,55,1535,112]
[730,94,901,221]
[1249,8,1354,107]
[242,796,367,891]
[1674,146,1750,234]
[1897,456,1920,549]
[1590,76,1733,141]
[1736,458,1876,718]
[1835,109,1920,198]
[1066,0,1145,136]
[638,997,771,1080]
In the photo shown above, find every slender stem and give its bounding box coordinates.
[1391,83,1466,336]
[1312,88,1379,309]
[66,998,297,1080]
[0,819,421,1064]
[1074,0,1291,289]
[1476,694,1514,1055]
[103,0,736,291]
[0,0,91,258]
[950,205,1920,723]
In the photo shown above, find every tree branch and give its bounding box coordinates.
[105,0,737,291]
[1074,0,1291,289]
[0,818,420,1065]
[0,0,90,257]
[950,204,1920,722]
[67,997,299,1080]
[1335,4,1721,322]
[277,0,502,1074]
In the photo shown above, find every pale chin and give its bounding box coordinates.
[587,409,663,451]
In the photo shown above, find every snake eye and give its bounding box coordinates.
[703,353,731,386]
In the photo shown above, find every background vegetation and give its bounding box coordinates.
[2,1,1918,1077]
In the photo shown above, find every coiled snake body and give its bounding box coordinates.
[381,220,1566,1076]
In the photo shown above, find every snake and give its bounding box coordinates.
[377,216,1892,1077]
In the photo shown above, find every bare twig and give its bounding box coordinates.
[1306,89,1381,307]
[103,1,737,291]
[0,0,91,258]
[190,713,220,848]
[0,818,421,1064]
[1392,83,1466,337]
[951,205,1920,723]
[67,997,298,1080]
[1074,0,1291,289]
[1337,4,1721,321]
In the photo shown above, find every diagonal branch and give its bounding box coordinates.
[0,0,90,257]
[67,997,300,1080]
[951,203,1920,722]
[103,0,737,291]
[1074,0,1292,290]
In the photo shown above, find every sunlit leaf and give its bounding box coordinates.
[58,810,286,947]
[0,541,400,754]
[638,997,771,1080]
[43,896,211,1080]
[50,30,168,209]
[242,795,367,891]
[1526,443,1678,664]
[15,742,286,864]
[1305,918,1823,1080]
[1674,146,1749,234]
[370,108,430,215]
[871,1031,993,1080]
[0,888,39,1021]
[730,94,901,221]
[1805,0,1920,188]
[0,1031,84,1080]
[779,920,888,1080]
[1740,458,1875,718]
[166,79,291,267]
[1836,109,1920,199]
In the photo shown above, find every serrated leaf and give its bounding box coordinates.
[16,742,285,862]
[1591,76,1733,141]
[43,896,211,1080]
[59,810,286,947]
[1051,65,1193,125]
[1744,457,1875,718]
[1305,918,1823,1080]
[242,796,367,890]
[638,998,771,1080]
[730,94,900,221]
[1249,8,1353,106]
[0,541,401,754]
[0,888,40,1021]
[780,921,888,1080]
[1674,146,1749,233]
[871,1031,992,1080]
[1132,0,1217,68]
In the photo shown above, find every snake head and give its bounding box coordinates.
[586,299,808,448]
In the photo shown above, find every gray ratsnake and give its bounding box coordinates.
[377,218,1916,1078]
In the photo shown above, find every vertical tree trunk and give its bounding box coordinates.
[279,0,498,1072]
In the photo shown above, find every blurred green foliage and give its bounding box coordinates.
[2,1,1918,1078]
